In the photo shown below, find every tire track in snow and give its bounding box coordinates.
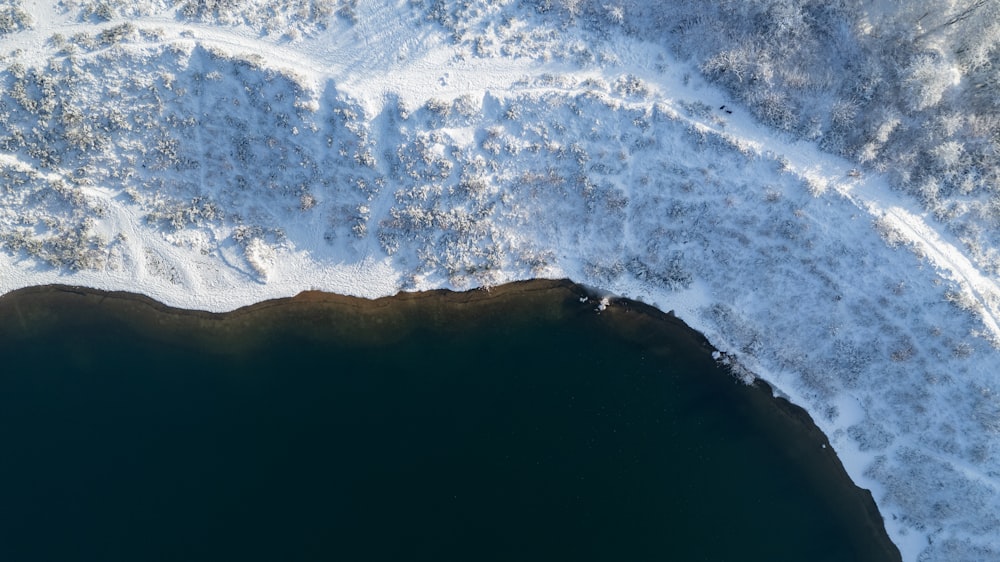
[867,201,1000,341]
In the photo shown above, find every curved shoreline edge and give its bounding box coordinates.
[0,279,901,561]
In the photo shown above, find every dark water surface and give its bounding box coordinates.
[0,280,899,561]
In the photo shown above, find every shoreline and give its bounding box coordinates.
[0,279,901,561]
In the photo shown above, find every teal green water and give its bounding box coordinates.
[0,283,898,561]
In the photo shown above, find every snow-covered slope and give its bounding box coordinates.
[2,2,999,559]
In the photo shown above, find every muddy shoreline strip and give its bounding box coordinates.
[0,279,900,561]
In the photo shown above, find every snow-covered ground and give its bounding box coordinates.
[2,2,999,559]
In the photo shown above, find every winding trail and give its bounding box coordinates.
[643,70,1000,345]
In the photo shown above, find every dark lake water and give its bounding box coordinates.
[0,281,899,561]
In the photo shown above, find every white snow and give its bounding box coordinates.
[2,2,999,559]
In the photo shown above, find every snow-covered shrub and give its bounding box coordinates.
[60,0,173,20]
[701,43,768,89]
[97,22,137,45]
[0,1,32,34]
[944,287,984,317]
[902,53,957,112]
[176,0,338,35]
[612,74,649,99]
[745,87,797,131]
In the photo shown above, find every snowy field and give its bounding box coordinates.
[2,1,999,559]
